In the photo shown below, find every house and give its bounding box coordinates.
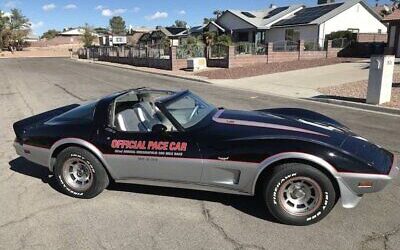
[215,5,304,44]
[374,4,392,18]
[99,35,127,46]
[187,25,205,37]
[203,21,226,35]
[213,0,386,45]
[383,9,400,56]
[59,28,85,36]
[140,27,188,46]
[270,0,387,46]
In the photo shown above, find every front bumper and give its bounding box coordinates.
[13,140,51,167]
[337,156,399,208]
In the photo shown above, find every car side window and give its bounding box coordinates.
[112,100,176,132]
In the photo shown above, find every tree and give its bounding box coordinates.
[94,27,108,35]
[41,29,59,40]
[203,31,216,46]
[109,16,126,35]
[203,10,224,24]
[213,10,223,18]
[215,34,232,46]
[0,11,9,48]
[9,8,29,30]
[173,20,187,28]
[0,9,30,48]
[81,23,96,47]
[203,17,216,24]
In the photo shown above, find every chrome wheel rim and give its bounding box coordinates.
[277,176,322,216]
[62,157,93,192]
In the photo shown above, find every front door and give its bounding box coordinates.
[99,128,203,183]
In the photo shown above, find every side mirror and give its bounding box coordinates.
[152,124,167,133]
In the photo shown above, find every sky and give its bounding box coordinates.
[0,0,391,35]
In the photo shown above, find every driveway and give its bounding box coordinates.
[210,61,400,98]
[0,58,399,250]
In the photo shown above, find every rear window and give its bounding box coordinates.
[48,102,97,123]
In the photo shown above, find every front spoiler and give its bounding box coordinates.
[338,156,399,208]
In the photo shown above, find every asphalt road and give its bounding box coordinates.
[0,58,399,250]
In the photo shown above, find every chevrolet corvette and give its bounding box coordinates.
[13,88,399,225]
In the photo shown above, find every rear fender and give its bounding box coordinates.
[49,138,117,178]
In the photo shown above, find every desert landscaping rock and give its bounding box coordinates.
[318,73,400,109]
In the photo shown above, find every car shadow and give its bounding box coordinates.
[9,157,60,191]
[8,157,278,223]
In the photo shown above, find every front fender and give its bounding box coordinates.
[250,152,363,208]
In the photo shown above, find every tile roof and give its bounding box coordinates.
[383,9,400,21]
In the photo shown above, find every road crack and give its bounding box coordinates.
[360,224,400,250]
[0,201,80,229]
[200,201,265,250]
[54,83,87,101]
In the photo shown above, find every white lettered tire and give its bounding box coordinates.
[54,146,109,199]
[263,163,336,226]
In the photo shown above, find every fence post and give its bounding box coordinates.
[326,40,333,58]
[266,42,273,64]
[298,40,304,60]
[227,45,235,68]
[86,48,91,59]
[170,46,178,71]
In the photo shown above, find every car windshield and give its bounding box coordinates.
[163,92,216,129]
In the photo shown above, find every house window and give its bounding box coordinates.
[255,31,265,44]
[238,32,249,42]
[347,28,359,33]
[285,29,299,42]
[378,29,382,34]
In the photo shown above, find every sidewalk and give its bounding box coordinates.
[209,61,400,98]
[74,58,400,100]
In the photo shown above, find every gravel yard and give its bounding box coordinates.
[195,58,350,79]
[318,73,400,109]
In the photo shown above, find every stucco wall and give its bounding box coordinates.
[318,3,387,41]
[267,25,319,42]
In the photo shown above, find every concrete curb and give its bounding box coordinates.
[309,98,400,115]
[72,58,212,84]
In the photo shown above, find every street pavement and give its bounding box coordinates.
[210,61,400,98]
[0,58,399,250]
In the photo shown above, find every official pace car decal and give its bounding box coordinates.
[111,139,188,157]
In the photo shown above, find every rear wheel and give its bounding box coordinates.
[263,163,336,226]
[54,147,109,199]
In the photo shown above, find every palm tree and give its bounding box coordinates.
[213,10,223,18]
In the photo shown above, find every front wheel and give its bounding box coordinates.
[263,163,336,226]
[54,147,109,199]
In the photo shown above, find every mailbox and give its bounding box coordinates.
[187,57,207,71]
[366,55,394,104]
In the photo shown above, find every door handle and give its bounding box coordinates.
[218,156,229,161]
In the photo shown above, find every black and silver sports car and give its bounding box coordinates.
[13,88,399,225]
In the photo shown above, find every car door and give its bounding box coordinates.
[98,127,203,183]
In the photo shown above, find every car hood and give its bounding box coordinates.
[211,108,352,147]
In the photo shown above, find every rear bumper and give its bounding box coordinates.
[13,140,50,168]
[337,156,399,208]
